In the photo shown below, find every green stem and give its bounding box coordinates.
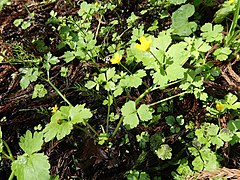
[86,122,98,136]
[120,62,132,74]
[3,141,14,161]
[150,50,163,67]
[135,85,155,105]
[1,151,13,161]
[75,125,95,139]
[106,94,111,134]
[111,116,124,138]
[8,171,15,180]
[225,0,240,46]
[149,91,188,107]
[87,52,101,73]
[46,79,72,106]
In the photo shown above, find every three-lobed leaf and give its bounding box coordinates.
[12,153,50,180]
[19,130,43,155]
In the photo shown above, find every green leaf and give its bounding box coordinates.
[20,76,30,89]
[43,110,73,142]
[213,47,232,61]
[137,104,152,122]
[121,101,136,116]
[123,113,139,129]
[211,136,224,149]
[122,101,139,129]
[166,65,186,81]
[168,0,187,5]
[13,19,23,27]
[85,80,96,89]
[153,71,168,87]
[214,3,235,23]
[60,67,68,77]
[63,51,75,63]
[106,67,116,81]
[69,105,92,125]
[152,30,172,52]
[136,132,149,149]
[12,153,50,180]
[44,52,59,64]
[219,128,233,142]
[32,84,47,99]
[155,144,172,160]
[20,68,39,89]
[21,21,31,30]
[171,4,197,36]
[225,93,238,105]
[228,119,240,132]
[192,156,203,171]
[19,131,43,154]
[200,23,223,42]
[207,124,219,136]
[165,115,175,126]
[127,12,139,27]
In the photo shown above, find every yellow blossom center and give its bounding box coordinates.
[110,52,122,64]
[135,36,152,52]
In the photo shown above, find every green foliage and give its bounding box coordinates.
[20,68,39,89]
[200,23,223,42]
[121,101,153,129]
[12,153,50,180]
[214,0,236,23]
[3,0,240,179]
[136,132,150,149]
[126,170,150,180]
[43,105,92,142]
[168,0,187,5]
[0,0,10,11]
[171,4,197,36]
[19,130,44,155]
[11,131,50,180]
[32,84,47,99]
[155,144,172,160]
[213,47,232,61]
[13,12,35,30]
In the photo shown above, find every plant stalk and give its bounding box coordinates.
[149,91,188,107]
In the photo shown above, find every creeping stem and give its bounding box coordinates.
[149,91,188,107]
[46,79,72,106]
[111,116,124,138]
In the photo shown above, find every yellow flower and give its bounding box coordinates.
[135,36,152,52]
[228,0,234,4]
[51,105,58,113]
[110,52,122,64]
[216,103,225,111]
[94,1,99,7]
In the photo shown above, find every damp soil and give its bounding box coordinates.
[0,0,240,179]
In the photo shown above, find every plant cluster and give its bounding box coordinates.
[0,0,240,179]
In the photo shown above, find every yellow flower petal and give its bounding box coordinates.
[216,103,225,111]
[51,105,58,113]
[110,52,122,64]
[228,0,234,4]
[135,36,152,52]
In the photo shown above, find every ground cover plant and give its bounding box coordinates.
[0,0,240,179]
